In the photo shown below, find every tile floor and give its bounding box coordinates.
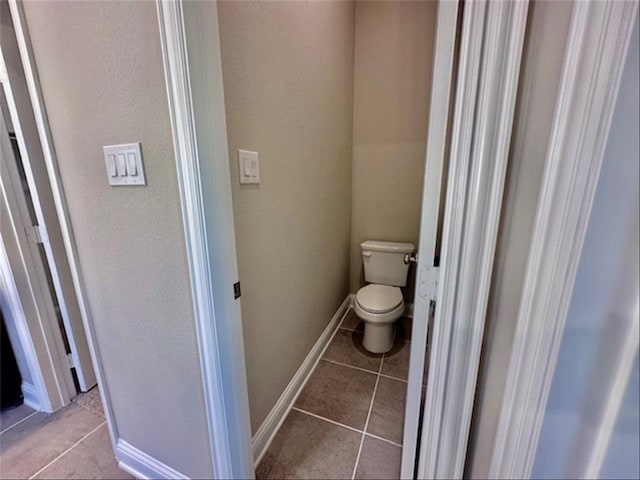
[0,388,132,480]
[256,309,413,480]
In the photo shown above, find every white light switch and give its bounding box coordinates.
[106,155,117,177]
[116,154,127,177]
[126,153,137,176]
[238,149,260,184]
[103,143,146,186]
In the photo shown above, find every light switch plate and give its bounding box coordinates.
[103,143,146,186]
[238,149,260,184]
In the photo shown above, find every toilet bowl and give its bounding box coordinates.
[354,240,415,354]
[354,284,405,353]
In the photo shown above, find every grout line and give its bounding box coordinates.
[379,372,408,384]
[28,421,106,479]
[322,358,380,376]
[351,352,385,480]
[323,357,408,384]
[0,409,40,435]
[291,407,363,435]
[365,432,403,448]
[291,407,403,449]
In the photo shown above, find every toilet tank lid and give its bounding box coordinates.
[361,240,415,253]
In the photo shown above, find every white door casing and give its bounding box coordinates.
[1,1,96,392]
[488,2,639,478]
[415,0,529,478]
[157,1,255,478]
[0,107,73,411]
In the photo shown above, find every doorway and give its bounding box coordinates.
[0,0,96,414]
[158,0,528,478]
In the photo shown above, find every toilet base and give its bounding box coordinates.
[363,322,395,354]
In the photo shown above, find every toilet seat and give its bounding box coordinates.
[355,284,403,314]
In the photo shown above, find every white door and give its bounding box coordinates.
[401,1,460,477]
[403,1,529,478]
[0,15,96,392]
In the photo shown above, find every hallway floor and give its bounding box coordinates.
[256,309,413,479]
[0,388,131,479]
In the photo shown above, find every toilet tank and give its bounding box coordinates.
[361,240,415,287]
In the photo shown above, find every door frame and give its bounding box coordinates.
[488,2,639,478]
[156,1,255,478]
[4,0,118,452]
[1,1,97,394]
[157,0,529,478]
[0,111,72,412]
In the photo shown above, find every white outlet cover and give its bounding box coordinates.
[103,143,146,186]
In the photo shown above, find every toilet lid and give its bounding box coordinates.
[356,284,403,314]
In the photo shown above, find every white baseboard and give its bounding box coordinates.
[116,438,188,479]
[251,295,353,467]
[21,382,40,410]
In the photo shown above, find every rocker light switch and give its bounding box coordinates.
[103,143,146,186]
[238,149,260,184]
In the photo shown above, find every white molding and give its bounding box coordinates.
[488,2,639,478]
[401,2,459,476]
[419,1,528,478]
[116,439,188,480]
[0,232,50,412]
[252,296,352,466]
[21,382,40,410]
[1,116,62,413]
[156,1,254,478]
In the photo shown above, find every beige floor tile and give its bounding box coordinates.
[33,424,131,479]
[0,403,103,479]
[341,309,364,331]
[355,436,402,479]
[323,329,382,372]
[367,376,406,445]
[295,360,377,430]
[256,409,361,479]
[0,404,36,433]
[72,388,104,420]
[381,339,410,381]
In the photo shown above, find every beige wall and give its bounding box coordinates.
[466,2,573,477]
[22,2,212,477]
[217,1,355,433]
[350,1,436,293]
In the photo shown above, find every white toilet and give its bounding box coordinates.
[354,240,415,353]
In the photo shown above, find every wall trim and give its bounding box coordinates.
[252,295,352,467]
[21,382,40,410]
[488,2,639,478]
[418,1,528,478]
[116,439,188,480]
[156,1,254,478]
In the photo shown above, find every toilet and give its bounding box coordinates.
[354,240,415,353]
